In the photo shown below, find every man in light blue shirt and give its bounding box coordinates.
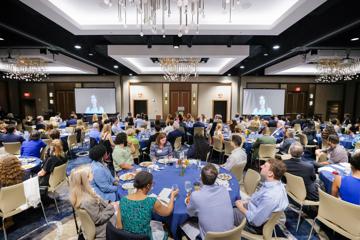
[134,114,145,128]
[234,158,288,234]
[88,123,101,143]
[187,164,234,239]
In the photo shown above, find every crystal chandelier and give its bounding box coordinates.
[315,58,360,83]
[106,0,241,36]
[1,57,48,82]
[159,57,200,82]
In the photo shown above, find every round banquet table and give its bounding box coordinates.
[117,162,240,239]
[316,133,357,149]
[19,156,42,179]
[319,164,347,193]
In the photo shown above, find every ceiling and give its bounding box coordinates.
[0,0,360,77]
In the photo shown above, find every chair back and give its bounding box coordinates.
[0,182,27,218]
[269,127,277,134]
[106,221,150,240]
[24,126,34,133]
[317,189,360,238]
[65,126,75,134]
[243,169,261,196]
[43,138,52,145]
[77,208,96,240]
[298,133,308,146]
[3,142,21,155]
[248,126,258,133]
[294,124,302,132]
[258,144,277,159]
[67,134,77,149]
[40,145,50,161]
[194,127,204,136]
[205,218,246,240]
[230,163,246,184]
[224,141,235,156]
[355,141,360,150]
[174,136,182,151]
[133,143,140,158]
[212,137,223,152]
[179,126,185,133]
[262,212,283,240]
[48,163,67,191]
[284,172,306,202]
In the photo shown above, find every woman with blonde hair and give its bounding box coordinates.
[214,123,224,142]
[92,114,99,124]
[0,154,24,188]
[69,165,118,239]
[75,119,86,143]
[101,113,109,124]
[38,139,67,186]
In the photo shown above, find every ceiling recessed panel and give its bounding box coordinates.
[21,0,326,35]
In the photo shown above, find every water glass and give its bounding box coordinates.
[172,184,179,191]
[185,181,192,193]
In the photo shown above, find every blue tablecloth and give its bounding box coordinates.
[316,133,357,149]
[20,157,42,179]
[66,156,92,176]
[319,164,346,193]
[117,163,240,239]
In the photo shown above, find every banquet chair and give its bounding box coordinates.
[224,140,235,158]
[48,163,67,213]
[132,143,141,163]
[211,136,224,164]
[3,142,21,155]
[355,141,360,150]
[269,127,277,135]
[284,173,319,232]
[240,169,261,200]
[258,144,277,170]
[194,127,205,136]
[298,133,317,152]
[40,145,50,161]
[65,126,75,134]
[76,208,96,240]
[0,181,47,240]
[106,221,150,240]
[294,124,302,132]
[42,138,52,146]
[67,134,78,150]
[230,163,246,185]
[24,125,34,133]
[248,126,259,133]
[241,211,283,240]
[204,218,246,240]
[308,189,360,240]
[174,136,182,152]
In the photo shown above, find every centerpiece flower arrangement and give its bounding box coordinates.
[179,159,190,176]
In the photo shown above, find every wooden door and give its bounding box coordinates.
[326,101,342,121]
[21,99,36,118]
[213,100,228,122]
[134,100,148,116]
[286,92,307,117]
[170,91,191,115]
[56,91,75,119]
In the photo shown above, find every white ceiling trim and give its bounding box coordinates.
[20,0,326,35]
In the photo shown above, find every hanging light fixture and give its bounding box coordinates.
[159,57,200,82]
[315,57,360,83]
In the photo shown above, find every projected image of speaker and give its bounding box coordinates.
[242,89,285,115]
[75,88,116,114]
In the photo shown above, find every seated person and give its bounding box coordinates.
[150,133,173,161]
[284,142,318,201]
[167,121,185,147]
[1,124,25,143]
[332,150,360,205]
[126,128,139,146]
[193,116,206,128]
[278,128,297,154]
[315,134,348,167]
[49,129,69,153]
[67,114,77,126]
[69,165,119,239]
[187,133,210,161]
[234,159,288,234]
[222,134,247,171]
[38,139,67,186]
[119,171,178,238]
[90,145,118,202]
[20,130,46,158]
[271,120,285,143]
[89,122,101,146]
[163,120,174,135]
[112,132,135,172]
[213,123,224,142]
[35,115,46,130]
[0,154,24,188]
[252,127,276,160]
[187,164,235,239]
[147,125,161,152]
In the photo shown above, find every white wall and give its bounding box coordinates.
[198,84,232,121]
[314,84,343,118]
[129,83,163,119]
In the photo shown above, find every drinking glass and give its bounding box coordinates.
[172,184,179,191]
[185,181,192,193]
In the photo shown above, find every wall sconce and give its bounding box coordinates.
[309,93,314,99]
[137,93,143,98]
[49,92,53,97]
[49,99,54,104]
[164,92,168,105]
[309,101,313,106]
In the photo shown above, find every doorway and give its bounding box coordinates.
[22,99,36,118]
[326,101,342,120]
[213,100,227,122]
[133,100,148,116]
[169,83,191,116]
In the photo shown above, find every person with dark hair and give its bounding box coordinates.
[147,125,161,152]
[90,144,118,202]
[163,119,174,135]
[150,132,173,161]
[278,128,297,154]
[35,116,46,130]
[229,119,237,133]
[187,164,234,239]
[167,121,185,147]
[112,132,135,172]
[234,159,288,234]
[49,129,69,153]
[0,124,25,143]
[126,117,134,128]
[67,113,78,126]
[120,171,178,238]
[315,134,348,167]
[252,127,276,160]
[222,134,247,171]
[187,133,210,161]
[193,116,206,128]
[20,130,46,158]
[331,150,360,205]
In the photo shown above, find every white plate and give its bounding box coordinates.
[217,173,232,181]
[139,161,153,167]
[119,172,136,181]
[158,158,178,164]
[122,182,134,190]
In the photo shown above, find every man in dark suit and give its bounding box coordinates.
[193,117,205,128]
[167,121,185,147]
[284,142,319,201]
[0,124,25,143]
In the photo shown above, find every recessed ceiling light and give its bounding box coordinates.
[0,37,4,41]
[88,53,94,56]
[240,65,245,69]
[113,65,119,69]
[273,45,280,50]
[264,53,269,56]
[74,45,82,49]
[227,73,231,76]
[129,73,133,76]
[351,37,359,41]
[173,45,179,49]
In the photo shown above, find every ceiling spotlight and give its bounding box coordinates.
[173,45,179,49]
[173,36,182,49]
[240,65,245,69]
[273,45,280,50]
[351,37,359,41]
[88,53,94,56]
[0,37,4,41]
[264,53,269,56]
[129,73,133,76]
[114,65,119,69]
[140,31,144,37]
[227,73,231,76]
[74,45,82,49]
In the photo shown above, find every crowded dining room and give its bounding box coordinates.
[1,0,360,239]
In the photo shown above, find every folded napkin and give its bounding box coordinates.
[23,176,41,208]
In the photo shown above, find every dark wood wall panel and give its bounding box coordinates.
[0,81,9,112]
[169,83,191,116]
